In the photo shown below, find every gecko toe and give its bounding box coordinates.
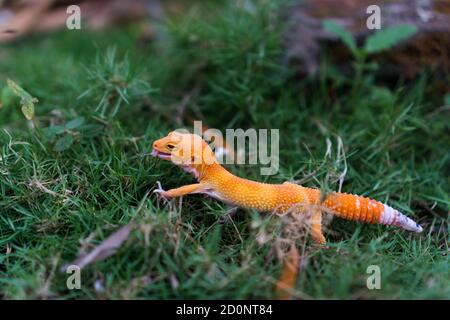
[153,181,167,195]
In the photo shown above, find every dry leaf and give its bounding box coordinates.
[275,244,300,300]
[62,221,136,271]
[0,0,154,43]
[0,0,55,43]
[6,78,38,120]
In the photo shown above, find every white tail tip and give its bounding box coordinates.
[380,204,423,233]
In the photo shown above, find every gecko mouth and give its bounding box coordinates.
[151,149,172,160]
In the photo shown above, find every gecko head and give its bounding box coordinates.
[152,131,217,167]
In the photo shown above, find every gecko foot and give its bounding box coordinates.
[153,181,167,197]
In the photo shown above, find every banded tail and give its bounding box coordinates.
[322,192,423,233]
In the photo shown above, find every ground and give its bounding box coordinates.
[0,2,448,299]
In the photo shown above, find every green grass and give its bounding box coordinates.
[0,2,448,299]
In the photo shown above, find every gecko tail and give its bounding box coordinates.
[379,204,423,233]
[322,192,423,233]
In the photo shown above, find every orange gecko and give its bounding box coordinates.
[151,131,423,244]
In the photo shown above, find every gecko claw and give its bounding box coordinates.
[153,181,167,197]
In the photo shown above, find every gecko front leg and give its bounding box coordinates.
[153,181,207,198]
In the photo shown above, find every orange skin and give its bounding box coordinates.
[152,132,420,244]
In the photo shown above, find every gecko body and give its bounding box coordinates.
[152,131,422,244]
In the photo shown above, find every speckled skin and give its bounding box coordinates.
[203,168,320,213]
[152,132,422,244]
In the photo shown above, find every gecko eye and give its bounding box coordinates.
[167,144,175,150]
